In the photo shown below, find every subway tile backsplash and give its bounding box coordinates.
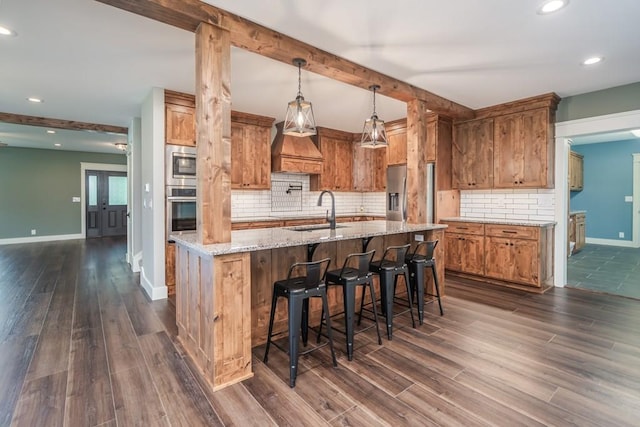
[460,189,555,221]
[231,173,386,219]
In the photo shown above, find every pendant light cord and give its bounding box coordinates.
[297,62,302,97]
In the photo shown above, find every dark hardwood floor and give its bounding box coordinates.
[2,237,640,426]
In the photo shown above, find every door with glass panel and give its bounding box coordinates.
[86,171,128,237]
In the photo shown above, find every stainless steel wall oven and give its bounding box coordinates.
[167,186,196,236]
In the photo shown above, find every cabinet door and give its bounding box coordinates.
[484,236,514,281]
[353,142,385,191]
[230,123,244,188]
[334,139,353,191]
[387,131,407,166]
[575,217,586,251]
[243,124,271,189]
[444,233,464,272]
[452,119,493,189]
[512,239,539,286]
[494,108,549,188]
[231,122,271,189]
[166,103,196,146]
[461,234,486,276]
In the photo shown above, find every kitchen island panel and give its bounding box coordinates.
[176,245,253,391]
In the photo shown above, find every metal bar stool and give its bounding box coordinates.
[361,243,416,340]
[318,250,382,361]
[263,257,337,388]
[406,240,444,324]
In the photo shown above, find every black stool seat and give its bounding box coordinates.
[320,250,382,361]
[263,258,337,388]
[405,240,444,323]
[363,244,416,340]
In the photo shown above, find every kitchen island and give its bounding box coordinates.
[171,220,446,391]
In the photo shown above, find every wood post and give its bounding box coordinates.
[195,22,232,244]
[406,99,429,224]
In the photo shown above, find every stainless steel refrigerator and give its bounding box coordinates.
[386,164,434,223]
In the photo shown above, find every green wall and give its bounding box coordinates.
[0,147,126,239]
[557,81,640,122]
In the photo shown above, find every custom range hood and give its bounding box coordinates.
[271,121,323,174]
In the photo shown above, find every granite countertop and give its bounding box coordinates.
[231,213,383,223]
[172,220,447,256]
[569,210,586,215]
[440,217,556,227]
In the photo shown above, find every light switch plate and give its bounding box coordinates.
[72,197,81,202]
[625,196,633,202]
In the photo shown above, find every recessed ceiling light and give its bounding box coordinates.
[46,130,56,134]
[582,56,603,66]
[27,97,43,103]
[0,25,17,37]
[54,143,62,147]
[538,0,569,14]
[631,129,640,137]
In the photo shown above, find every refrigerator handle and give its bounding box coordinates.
[402,176,408,222]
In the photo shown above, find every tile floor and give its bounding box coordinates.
[567,243,640,299]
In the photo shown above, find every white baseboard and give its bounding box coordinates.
[0,233,84,245]
[140,267,168,301]
[586,237,638,248]
[130,251,142,273]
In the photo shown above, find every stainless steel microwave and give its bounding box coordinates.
[166,145,196,186]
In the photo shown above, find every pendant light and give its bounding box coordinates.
[360,85,388,148]
[283,58,317,137]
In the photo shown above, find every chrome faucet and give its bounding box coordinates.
[317,190,336,229]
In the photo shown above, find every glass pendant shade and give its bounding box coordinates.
[361,85,388,148]
[283,58,317,137]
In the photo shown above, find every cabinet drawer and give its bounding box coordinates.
[442,221,485,235]
[485,224,538,240]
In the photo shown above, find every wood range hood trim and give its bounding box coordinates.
[271,122,323,174]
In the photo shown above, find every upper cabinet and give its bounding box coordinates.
[353,140,386,192]
[569,150,584,191]
[452,118,494,189]
[493,108,552,188]
[452,93,560,190]
[385,119,407,166]
[231,112,275,190]
[310,127,354,191]
[165,90,196,146]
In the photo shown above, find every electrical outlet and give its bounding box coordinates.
[31,229,36,235]
[415,234,424,242]
[619,232,625,238]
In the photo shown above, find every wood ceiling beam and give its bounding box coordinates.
[0,112,128,134]
[96,0,475,120]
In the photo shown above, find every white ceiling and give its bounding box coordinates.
[1,0,640,153]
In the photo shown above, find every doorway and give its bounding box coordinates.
[85,170,128,237]
[555,110,640,298]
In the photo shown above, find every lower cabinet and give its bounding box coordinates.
[568,212,586,254]
[442,220,554,291]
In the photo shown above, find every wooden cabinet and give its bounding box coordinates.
[385,119,407,166]
[310,127,354,191]
[569,212,586,254]
[165,92,196,146]
[569,150,584,191]
[483,224,550,288]
[493,107,553,188]
[230,112,274,190]
[442,221,486,276]
[442,220,554,291]
[353,141,386,191]
[452,93,559,190]
[166,242,176,295]
[452,118,494,189]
